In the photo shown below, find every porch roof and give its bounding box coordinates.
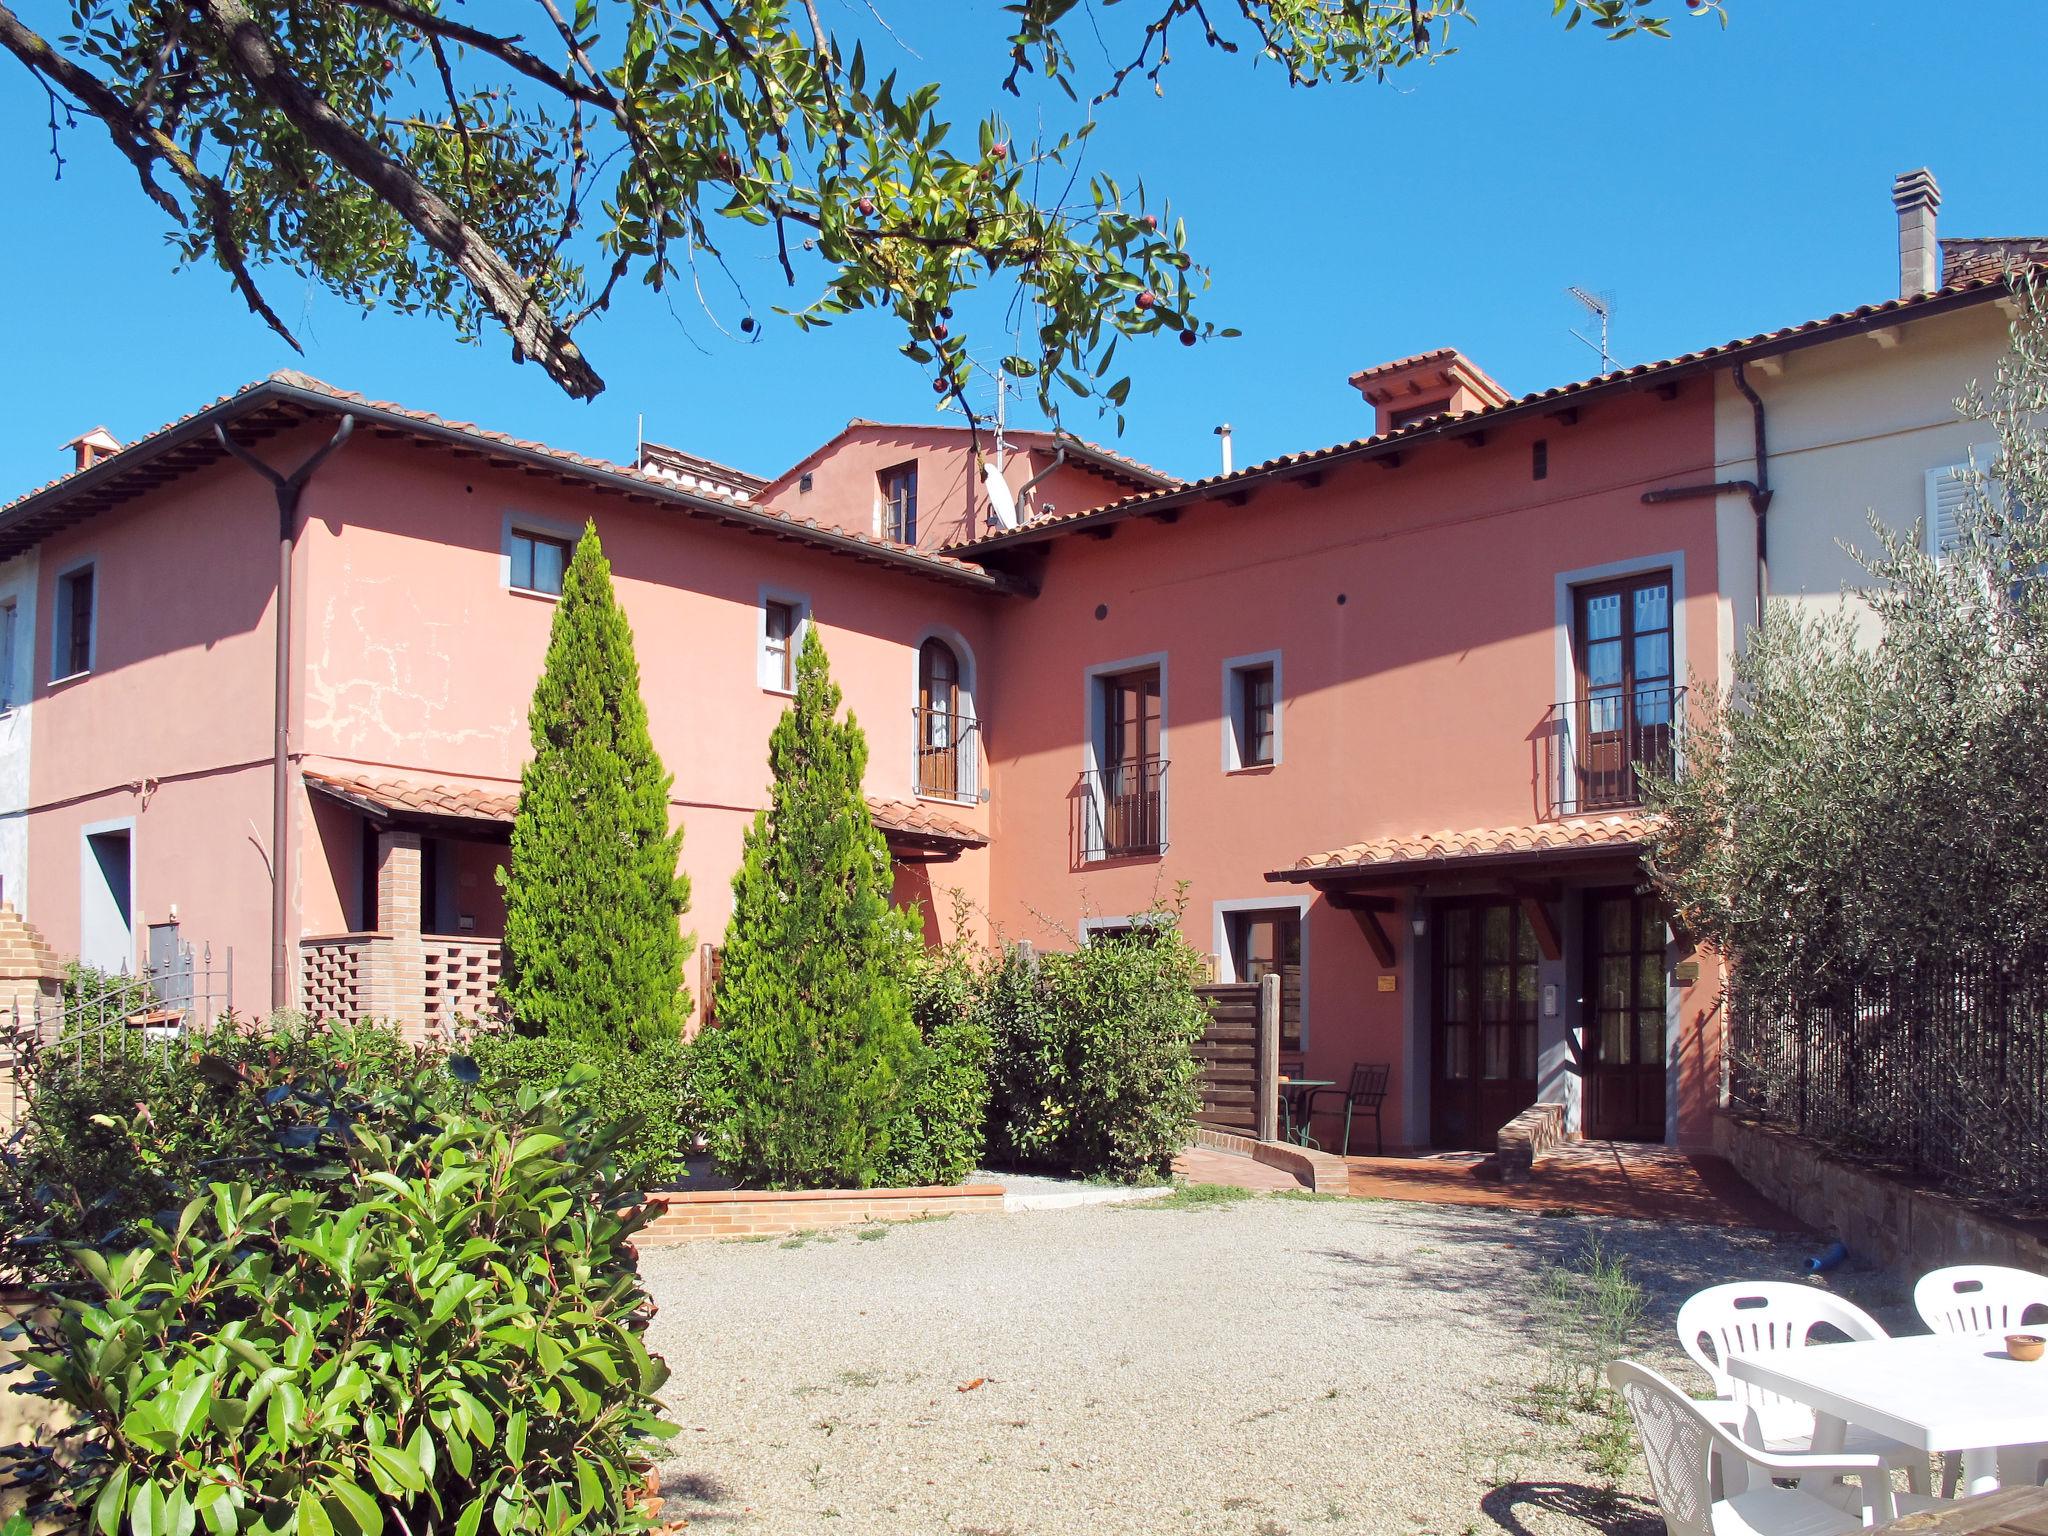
[305,768,987,862]
[1265,813,1658,886]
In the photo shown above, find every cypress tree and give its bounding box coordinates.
[712,626,920,1187]
[499,523,689,1048]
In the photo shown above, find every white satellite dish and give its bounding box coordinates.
[983,461,1020,529]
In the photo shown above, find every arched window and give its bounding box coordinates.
[917,638,963,798]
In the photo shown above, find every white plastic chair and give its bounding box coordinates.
[1913,1265,2048,1338]
[1608,1360,1936,1535]
[1675,1282,1929,1494]
[1913,1266,2048,1491]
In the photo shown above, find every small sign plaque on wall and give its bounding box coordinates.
[1376,975,1397,993]
[1674,960,1701,985]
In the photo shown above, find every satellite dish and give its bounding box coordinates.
[983,462,1019,529]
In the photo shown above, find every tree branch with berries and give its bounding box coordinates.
[0,0,1719,423]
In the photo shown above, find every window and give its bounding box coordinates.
[916,637,968,799]
[1532,439,1549,481]
[761,596,804,692]
[1089,664,1163,858]
[1571,570,1674,810]
[1226,908,1303,1050]
[54,564,94,679]
[880,461,918,544]
[0,600,17,709]
[1223,653,1280,771]
[1926,449,2003,563]
[509,527,571,595]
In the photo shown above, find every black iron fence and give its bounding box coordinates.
[1546,684,1686,816]
[1076,758,1168,861]
[1729,949,2048,1213]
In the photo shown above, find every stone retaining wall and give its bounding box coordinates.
[1713,1111,2048,1276]
[1190,1127,1346,1194]
[638,1183,1006,1244]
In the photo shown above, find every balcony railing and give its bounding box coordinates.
[914,706,981,802]
[1546,685,1685,816]
[1077,757,1169,861]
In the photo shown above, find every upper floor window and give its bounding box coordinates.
[760,594,807,693]
[0,600,17,710]
[880,461,918,545]
[1224,654,1279,770]
[1569,570,1674,812]
[509,527,572,596]
[1084,663,1164,859]
[54,564,94,680]
[916,637,979,801]
[1926,448,2006,564]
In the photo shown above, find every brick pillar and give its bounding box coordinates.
[364,830,426,1039]
[0,902,63,1132]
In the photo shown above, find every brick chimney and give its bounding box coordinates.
[63,426,121,472]
[1893,169,1942,298]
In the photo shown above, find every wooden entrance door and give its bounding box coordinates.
[1430,900,1541,1151]
[1099,667,1162,855]
[1583,888,1668,1142]
[1574,571,1674,809]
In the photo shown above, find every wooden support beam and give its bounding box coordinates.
[1222,488,1251,506]
[1374,453,1403,471]
[1085,525,1117,540]
[1286,469,1325,489]
[1520,893,1563,962]
[1653,381,1681,401]
[1547,406,1581,426]
[1347,907,1397,967]
[1145,506,1182,524]
[1458,431,1488,449]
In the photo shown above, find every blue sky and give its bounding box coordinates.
[3,3,2045,497]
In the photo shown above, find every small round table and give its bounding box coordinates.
[1277,1077,1334,1149]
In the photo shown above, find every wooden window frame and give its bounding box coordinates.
[52,561,96,682]
[1221,651,1282,772]
[880,461,919,545]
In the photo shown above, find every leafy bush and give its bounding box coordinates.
[983,906,1207,1182]
[706,628,920,1188]
[877,950,994,1188]
[467,1030,693,1188]
[0,1018,418,1291]
[58,959,156,1023]
[8,1058,673,1536]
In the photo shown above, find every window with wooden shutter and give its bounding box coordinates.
[1925,447,2001,563]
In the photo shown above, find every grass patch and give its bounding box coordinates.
[856,1225,890,1241]
[1517,1234,1646,1504]
[1267,1188,1346,1203]
[1128,1181,1251,1210]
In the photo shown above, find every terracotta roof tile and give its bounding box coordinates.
[2,372,1009,590]
[1280,814,1658,878]
[306,768,988,850]
[960,274,2021,552]
[865,798,988,848]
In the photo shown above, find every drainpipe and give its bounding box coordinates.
[1638,361,1773,637]
[214,415,356,1012]
[1016,445,1066,520]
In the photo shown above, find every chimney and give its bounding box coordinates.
[63,426,121,472]
[1213,423,1234,477]
[1893,169,1942,298]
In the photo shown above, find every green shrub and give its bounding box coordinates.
[0,1017,418,1290]
[705,628,920,1188]
[7,1058,673,1536]
[983,906,1207,1182]
[877,950,994,1188]
[58,959,156,1022]
[468,1030,693,1188]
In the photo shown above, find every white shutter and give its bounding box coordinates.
[1925,463,1969,561]
[1924,445,2001,562]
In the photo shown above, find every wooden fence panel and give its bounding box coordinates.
[1193,981,1259,1134]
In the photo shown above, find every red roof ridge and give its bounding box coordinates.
[1274,812,1661,878]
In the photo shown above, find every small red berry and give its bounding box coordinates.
[857,197,875,216]
[1136,290,1156,310]
[1179,330,1197,348]
[932,322,949,340]
[740,316,756,333]
[1141,215,1158,232]
[990,142,1009,161]
[932,377,950,395]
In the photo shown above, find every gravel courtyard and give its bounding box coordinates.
[641,1191,1840,1536]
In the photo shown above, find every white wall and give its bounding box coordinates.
[0,550,38,915]
[1712,298,2016,654]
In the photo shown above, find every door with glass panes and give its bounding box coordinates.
[1582,889,1668,1142]
[1430,900,1540,1151]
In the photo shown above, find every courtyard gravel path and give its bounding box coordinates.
[640,1192,1874,1536]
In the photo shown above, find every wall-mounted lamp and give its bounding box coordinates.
[1410,914,1427,938]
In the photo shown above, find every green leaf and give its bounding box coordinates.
[297,1488,332,1536]
[325,1480,382,1536]
[92,1462,130,1536]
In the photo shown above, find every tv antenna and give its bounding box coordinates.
[1568,286,1615,376]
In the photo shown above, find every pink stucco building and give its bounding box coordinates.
[0,189,2024,1154]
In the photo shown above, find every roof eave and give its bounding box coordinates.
[1266,839,1648,885]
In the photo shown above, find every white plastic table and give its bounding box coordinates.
[1729,1335,2048,1496]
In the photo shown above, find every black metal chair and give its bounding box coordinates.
[1308,1063,1390,1156]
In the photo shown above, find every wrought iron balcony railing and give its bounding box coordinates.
[1546,685,1685,816]
[1077,757,1168,860]
[913,706,981,802]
